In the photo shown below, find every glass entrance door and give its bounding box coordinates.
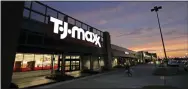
[65,60,80,72]
[64,55,80,72]
[70,60,80,71]
[65,61,70,71]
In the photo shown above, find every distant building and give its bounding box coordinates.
[137,51,157,63]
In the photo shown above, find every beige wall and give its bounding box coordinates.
[92,56,100,71]
[112,58,118,67]
[81,56,104,71]
[81,56,91,70]
[99,58,105,67]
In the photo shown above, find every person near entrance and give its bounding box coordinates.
[125,62,132,77]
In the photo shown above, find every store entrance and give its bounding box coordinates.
[64,56,80,72]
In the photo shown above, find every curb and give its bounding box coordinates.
[32,69,122,88]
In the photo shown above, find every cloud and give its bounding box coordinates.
[115,27,156,37]
[167,48,188,52]
[128,36,188,57]
[108,23,187,49]
[98,20,108,25]
[164,30,177,35]
[70,3,125,21]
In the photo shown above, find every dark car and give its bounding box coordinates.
[184,62,188,71]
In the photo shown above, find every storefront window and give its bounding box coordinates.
[65,56,71,59]
[47,8,57,18]
[24,1,31,8]
[101,32,103,37]
[54,55,58,70]
[65,55,80,72]
[43,54,52,70]
[14,53,24,72]
[22,54,35,71]
[93,28,97,34]
[13,53,60,72]
[71,61,80,71]
[23,9,30,18]
[97,30,101,36]
[76,21,81,27]
[30,11,45,23]
[32,2,46,14]
[34,54,44,70]
[15,53,24,61]
[75,61,80,70]
[71,56,76,59]
[68,17,75,25]
[88,26,92,32]
[65,61,70,71]
[75,56,80,59]
[82,24,87,30]
[101,37,103,42]
[58,13,65,21]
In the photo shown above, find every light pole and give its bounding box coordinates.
[151,6,168,63]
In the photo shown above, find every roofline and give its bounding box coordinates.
[37,1,104,33]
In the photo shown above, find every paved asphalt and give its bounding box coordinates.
[36,64,188,89]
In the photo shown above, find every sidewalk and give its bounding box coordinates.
[15,68,123,89]
[12,76,56,88]
[32,68,123,89]
[32,64,188,89]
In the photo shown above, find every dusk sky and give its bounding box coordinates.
[42,1,188,58]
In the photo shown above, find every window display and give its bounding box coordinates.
[75,56,80,59]
[43,54,52,70]
[15,53,24,61]
[71,56,76,59]
[54,55,58,70]
[65,61,70,71]
[14,53,24,72]
[65,56,70,59]
[22,54,35,71]
[71,60,80,71]
[75,61,80,70]
[34,54,44,70]
[13,53,81,73]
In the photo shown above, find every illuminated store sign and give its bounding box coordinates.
[125,52,129,54]
[50,17,101,47]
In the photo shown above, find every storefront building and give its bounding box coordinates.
[137,51,157,63]
[12,1,110,80]
[111,44,139,67]
[2,2,157,88]
[11,1,141,80]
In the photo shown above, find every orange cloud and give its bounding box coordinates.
[129,37,188,57]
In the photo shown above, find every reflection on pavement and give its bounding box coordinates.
[12,76,55,88]
[12,71,89,88]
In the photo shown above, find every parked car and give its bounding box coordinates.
[184,62,188,71]
[167,60,179,67]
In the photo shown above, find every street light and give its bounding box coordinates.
[151,6,168,62]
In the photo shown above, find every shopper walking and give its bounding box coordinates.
[125,63,132,77]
